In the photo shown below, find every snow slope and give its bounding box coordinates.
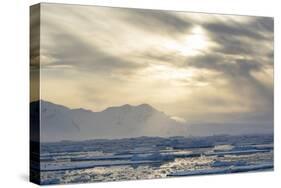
[31,101,187,142]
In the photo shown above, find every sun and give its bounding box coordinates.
[182,32,207,55]
[165,26,210,56]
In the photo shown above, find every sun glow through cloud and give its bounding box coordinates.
[165,26,212,56]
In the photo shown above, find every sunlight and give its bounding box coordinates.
[165,26,210,56]
[146,64,195,81]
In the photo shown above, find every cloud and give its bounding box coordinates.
[40,14,146,74]
[30,4,40,70]
[202,17,273,56]
[118,8,193,37]
[38,3,274,135]
[171,116,187,123]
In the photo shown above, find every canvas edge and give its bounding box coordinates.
[30,3,41,185]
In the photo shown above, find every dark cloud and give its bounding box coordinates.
[249,17,274,34]
[30,4,40,70]
[186,54,257,79]
[203,16,273,40]
[30,4,41,102]
[185,51,273,121]
[120,8,193,37]
[202,17,273,56]
[213,35,256,55]
[204,22,262,40]
[187,53,270,87]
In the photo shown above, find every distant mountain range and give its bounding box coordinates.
[30,101,187,142]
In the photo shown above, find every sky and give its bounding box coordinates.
[31,3,273,134]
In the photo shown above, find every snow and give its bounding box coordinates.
[168,163,273,176]
[206,149,271,156]
[39,134,273,184]
[211,160,247,167]
[36,100,186,142]
[213,144,234,151]
[41,160,162,171]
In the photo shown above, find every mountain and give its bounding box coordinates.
[30,100,187,142]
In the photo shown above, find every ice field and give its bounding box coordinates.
[37,134,273,184]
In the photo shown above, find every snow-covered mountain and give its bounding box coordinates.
[30,101,187,142]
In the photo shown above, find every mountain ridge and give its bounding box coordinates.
[31,100,160,113]
[30,100,187,142]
